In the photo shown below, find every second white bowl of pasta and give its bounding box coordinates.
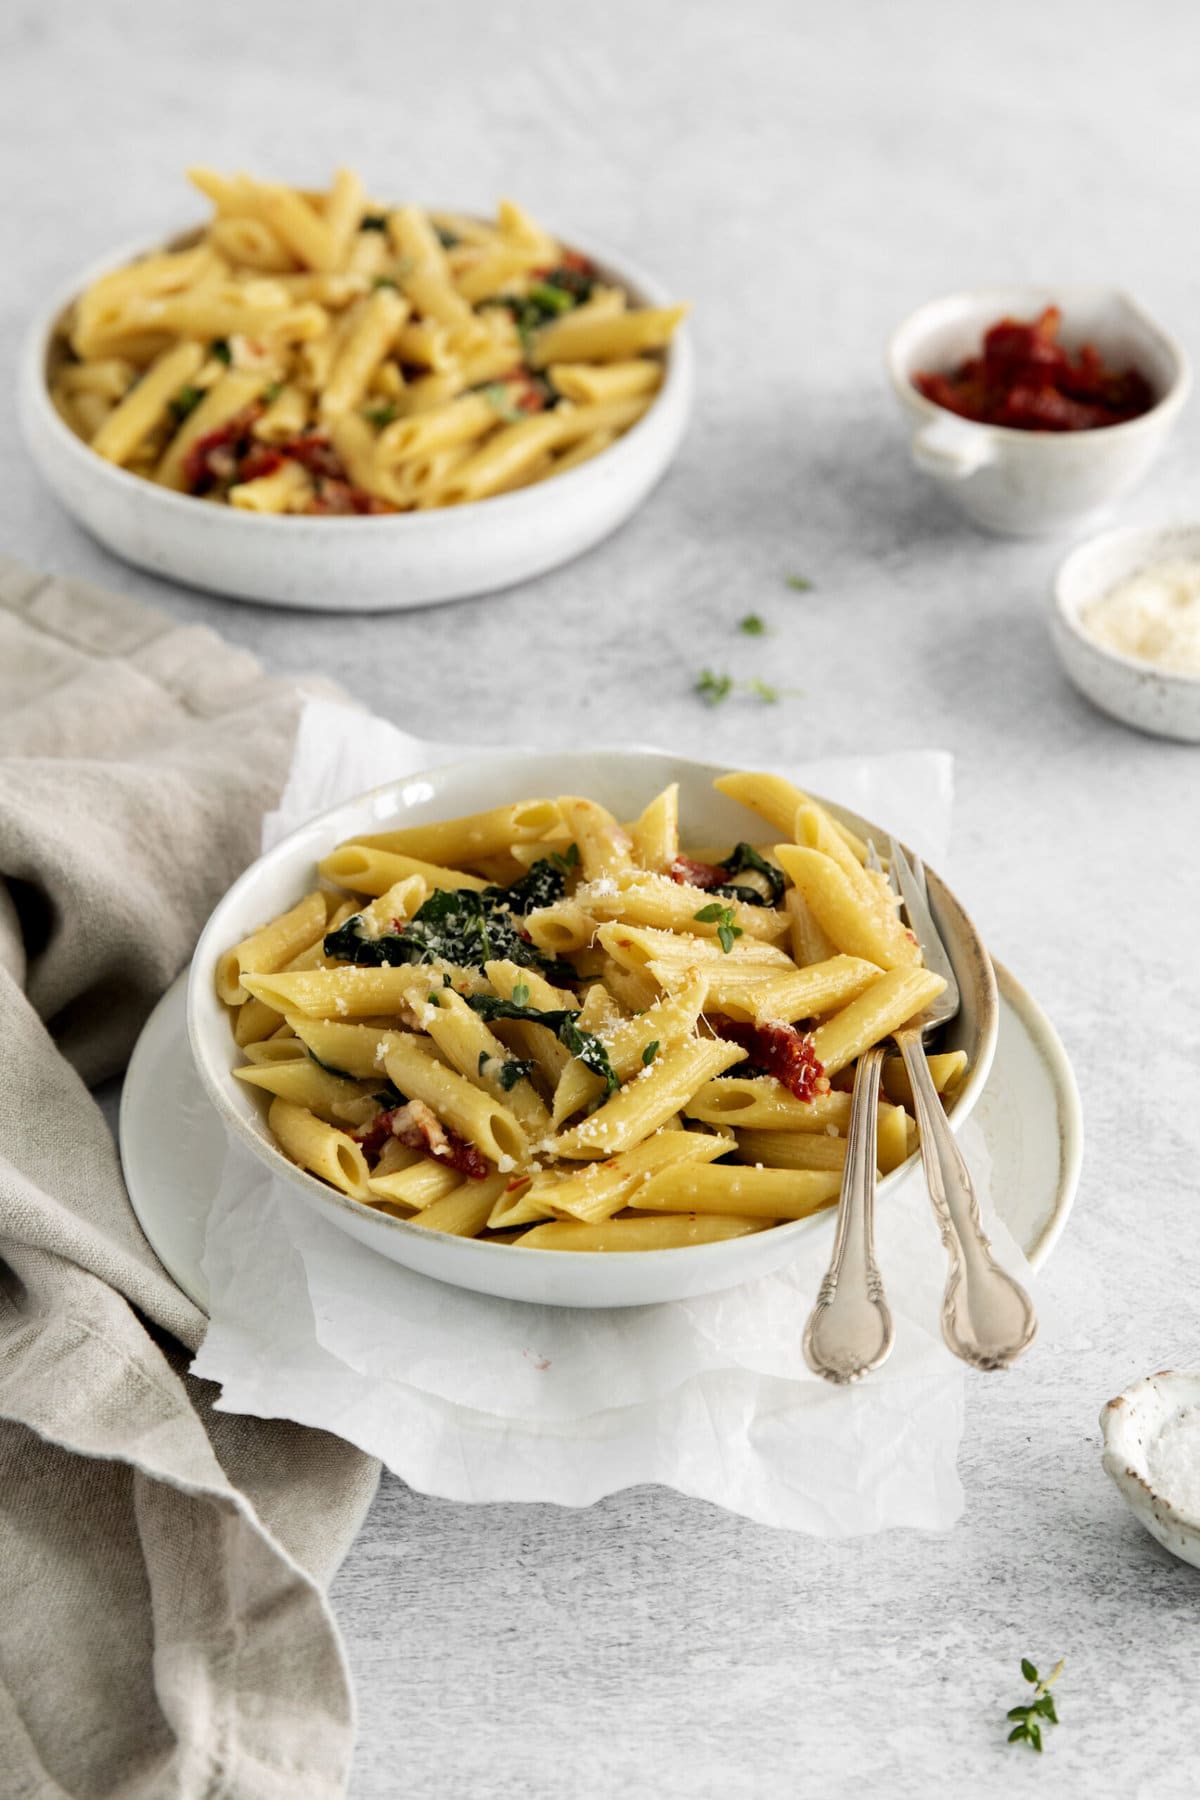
[187,751,998,1309]
[19,167,693,612]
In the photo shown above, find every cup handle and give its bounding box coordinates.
[911,418,995,481]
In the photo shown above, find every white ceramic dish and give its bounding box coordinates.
[182,750,1000,1309]
[886,285,1189,537]
[1052,523,1200,742]
[1101,1371,1200,1569]
[124,956,1080,1316]
[18,229,693,613]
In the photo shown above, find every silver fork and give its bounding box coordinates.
[878,835,1037,1372]
[802,1044,894,1384]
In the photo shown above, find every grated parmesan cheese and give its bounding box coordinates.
[1081,559,1200,675]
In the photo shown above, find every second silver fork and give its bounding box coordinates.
[881,836,1038,1373]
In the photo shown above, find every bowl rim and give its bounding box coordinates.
[22,216,693,532]
[1101,1370,1200,1539]
[185,748,1000,1267]
[1053,522,1200,690]
[885,282,1192,446]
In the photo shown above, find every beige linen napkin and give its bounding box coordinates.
[0,559,380,1800]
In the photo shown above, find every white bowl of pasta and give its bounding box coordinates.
[186,751,998,1309]
[19,168,693,612]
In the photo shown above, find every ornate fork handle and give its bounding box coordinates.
[896,1027,1037,1371]
[803,1046,893,1384]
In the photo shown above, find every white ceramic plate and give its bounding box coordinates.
[182,751,1000,1308]
[18,229,693,612]
[121,958,1080,1316]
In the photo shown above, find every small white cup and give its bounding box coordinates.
[886,285,1190,537]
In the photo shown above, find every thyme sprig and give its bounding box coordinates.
[1007,1658,1064,1752]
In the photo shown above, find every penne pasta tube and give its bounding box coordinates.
[321,285,409,416]
[243,964,441,1019]
[743,955,885,1025]
[153,367,271,489]
[547,359,663,405]
[453,242,548,303]
[556,797,635,881]
[335,877,428,941]
[523,900,595,955]
[233,995,285,1047]
[90,340,206,465]
[773,846,920,973]
[209,215,295,272]
[246,182,339,271]
[633,1163,840,1221]
[253,382,310,444]
[352,802,564,864]
[408,1171,512,1236]
[436,413,565,506]
[545,429,617,478]
[394,319,458,371]
[284,1018,403,1079]
[596,921,793,978]
[809,968,947,1076]
[576,871,787,945]
[517,1214,769,1252]
[216,890,328,1004]
[234,1059,375,1122]
[629,783,679,871]
[528,305,688,368]
[267,1098,370,1198]
[735,1108,911,1176]
[326,412,380,495]
[528,1128,733,1226]
[599,956,663,1015]
[684,1079,854,1133]
[325,167,367,266]
[229,460,311,513]
[388,205,488,349]
[318,843,487,895]
[421,988,553,1138]
[496,197,560,259]
[383,1037,529,1168]
[350,801,562,865]
[554,1036,746,1159]
[367,1157,462,1211]
[792,807,915,962]
[786,888,838,968]
[882,1050,968,1110]
[734,1129,849,1173]
[551,981,707,1125]
[241,1036,309,1066]
[486,1178,561,1231]
[713,771,869,862]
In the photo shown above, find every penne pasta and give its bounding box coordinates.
[54,169,685,514]
[218,775,971,1253]
[517,1214,769,1252]
[634,1163,841,1221]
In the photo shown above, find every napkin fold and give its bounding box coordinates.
[0,561,378,1800]
[194,699,1007,1536]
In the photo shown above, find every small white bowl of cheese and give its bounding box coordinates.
[1052,524,1200,742]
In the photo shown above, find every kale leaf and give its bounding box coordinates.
[323,861,573,981]
[713,842,786,907]
[467,995,619,1096]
